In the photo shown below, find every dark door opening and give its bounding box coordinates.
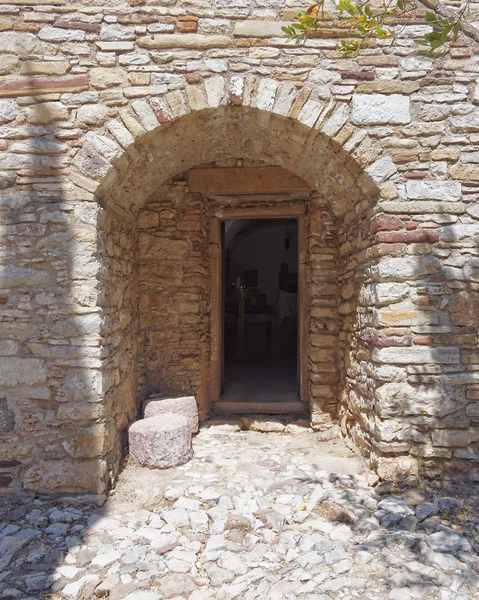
[216,218,302,414]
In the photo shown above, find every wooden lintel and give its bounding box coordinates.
[215,203,305,220]
[188,166,310,195]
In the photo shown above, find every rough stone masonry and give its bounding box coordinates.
[1,0,479,494]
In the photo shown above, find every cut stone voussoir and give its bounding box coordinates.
[144,392,199,434]
[128,414,193,469]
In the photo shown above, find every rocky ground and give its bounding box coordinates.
[1,420,479,600]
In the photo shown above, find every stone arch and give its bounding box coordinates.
[80,79,388,486]
[71,77,390,217]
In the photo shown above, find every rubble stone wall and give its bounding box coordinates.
[137,186,212,408]
[1,0,479,493]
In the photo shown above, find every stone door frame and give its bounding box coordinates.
[209,202,309,415]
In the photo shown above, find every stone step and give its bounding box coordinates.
[213,401,305,415]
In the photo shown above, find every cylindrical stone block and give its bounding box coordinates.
[128,414,193,469]
[143,394,199,434]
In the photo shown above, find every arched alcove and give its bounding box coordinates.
[92,105,382,483]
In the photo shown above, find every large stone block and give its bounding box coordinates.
[62,425,106,459]
[89,67,127,90]
[0,31,44,55]
[373,346,460,365]
[144,393,198,433]
[449,291,479,326]
[0,99,17,124]
[449,164,479,182]
[432,429,479,448]
[20,61,69,76]
[129,414,193,469]
[406,180,462,201]
[25,102,70,125]
[233,21,290,37]
[376,255,441,280]
[352,94,410,125]
[38,26,85,42]
[376,382,466,418]
[0,55,18,75]
[0,358,46,387]
[450,110,479,132]
[23,459,107,494]
[365,156,396,184]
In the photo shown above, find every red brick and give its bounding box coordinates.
[369,214,404,234]
[375,230,439,244]
[420,76,452,87]
[450,48,472,59]
[150,97,172,124]
[177,20,198,33]
[55,20,101,34]
[413,336,433,345]
[340,70,374,81]
[361,328,412,347]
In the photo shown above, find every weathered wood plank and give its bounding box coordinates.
[188,166,310,195]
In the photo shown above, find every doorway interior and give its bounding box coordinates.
[216,218,301,414]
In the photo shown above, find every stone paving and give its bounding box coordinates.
[1,421,479,600]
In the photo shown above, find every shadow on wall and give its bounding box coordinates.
[0,62,111,596]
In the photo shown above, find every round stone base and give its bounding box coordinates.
[128,414,193,469]
[144,393,199,434]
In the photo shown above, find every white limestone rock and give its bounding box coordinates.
[376,255,441,280]
[0,100,18,125]
[450,109,479,132]
[376,382,465,418]
[373,346,460,365]
[406,180,462,201]
[128,414,193,469]
[205,75,225,107]
[254,78,278,111]
[233,21,290,38]
[352,94,410,125]
[76,104,109,127]
[474,82,479,105]
[0,357,46,387]
[144,393,198,433]
[366,156,397,184]
[38,27,85,43]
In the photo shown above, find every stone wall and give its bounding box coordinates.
[137,185,212,410]
[1,0,479,493]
